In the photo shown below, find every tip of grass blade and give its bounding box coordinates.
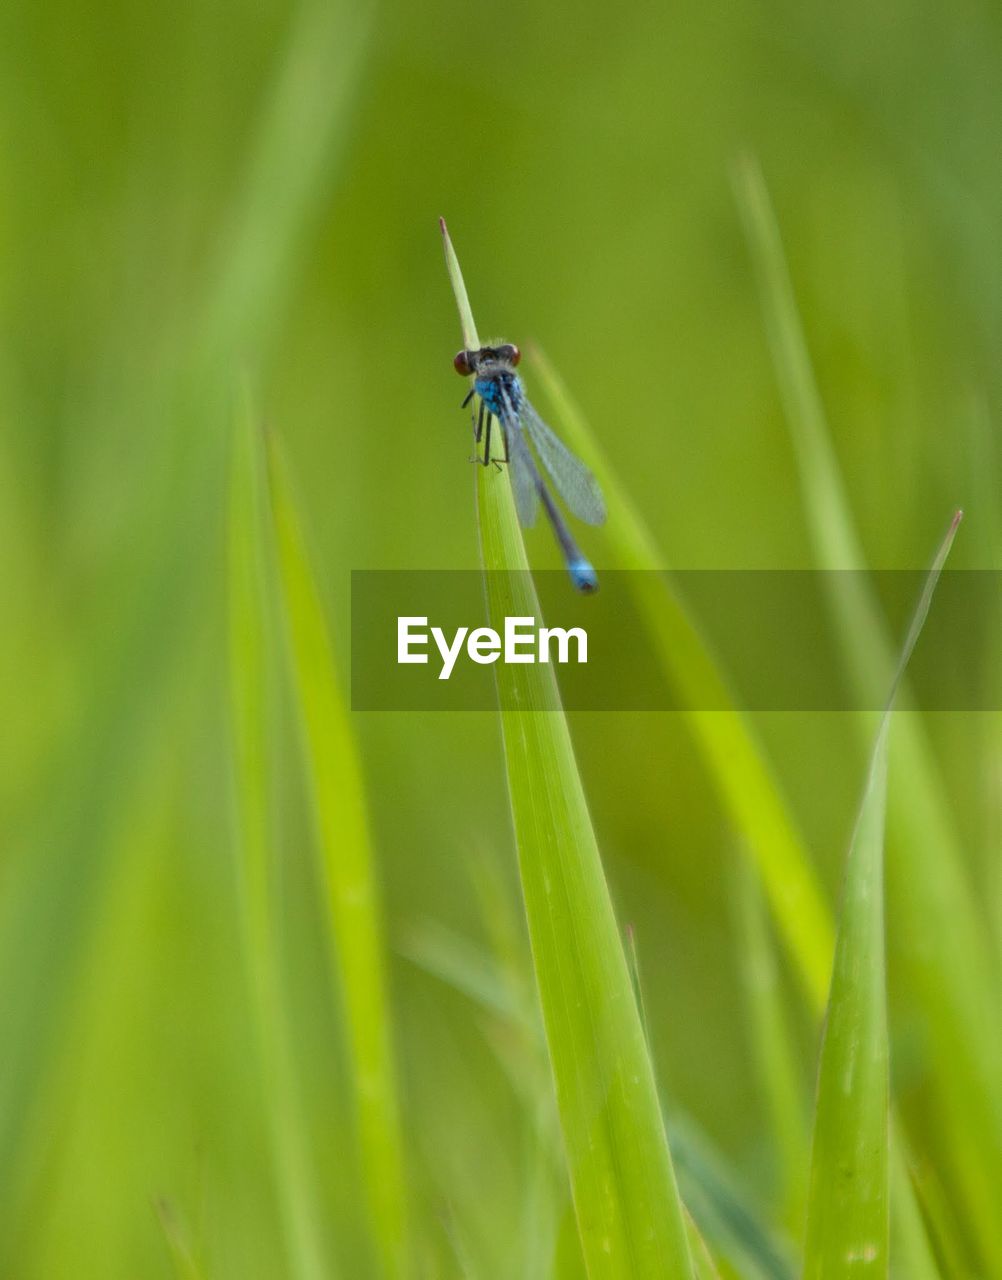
[439,218,481,351]
[884,508,962,710]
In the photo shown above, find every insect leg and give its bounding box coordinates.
[469,399,485,463]
[495,415,510,469]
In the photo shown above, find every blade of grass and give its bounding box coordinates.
[526,316,939,1279]
[527,346,833,1011]
[154,1198,206,1280]
[227,394,331,1280]
[728,853,807,1231]
[0,6,370,1268]
[668,1115,797,1280]
[265,433,407,1278]
[407,919,794,1280]
[805,738,890,1278]
[198,1,370,362]
[735,152,1002,1275]
[804,511,959,1279]
[964,392,1002,971]
[685,1209,724,1280]
[441,219,695,1279]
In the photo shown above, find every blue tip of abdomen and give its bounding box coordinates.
[567,557,599,593]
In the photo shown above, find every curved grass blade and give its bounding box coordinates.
[804,514,960,1279]
[735,152,1002,1276]
[527,346,833,1011]
[265,433,408,1278]
[227,396,330,1280]
[441,219,695,1280]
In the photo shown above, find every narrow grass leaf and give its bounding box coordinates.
[805,746,889,1279]
[153,1199,205,1280]
[963,393,1002,968]
[528,278,938,1280]
[735,152,1002,1275]
[527,346,833,1011]
[227,395,330,1280]
[407,919,792,1280]
[685,1210,724,1280]
[668,1115,797,1280]
[804,514,959,1279]
[199,1,371,362]
[729,853,807,1229]
[265,433,407,1277]
[441,220,694,1280]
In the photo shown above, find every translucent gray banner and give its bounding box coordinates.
[350,570,1000,712]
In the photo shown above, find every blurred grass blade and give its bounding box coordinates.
[735,153,1002,1275]
[668,1115,797,1280]
[265,433,407,1277]
[963,393,1002,968]
[526,312,938,1278]
[685,1210,723,1280]
[728,854,806,1229]
[154,1198,205,1280]
[406,918,794,1280]
[441,220,695,1279]
[527,346,833,1010]
[805,745,890,1279]
[199,1,370,361]
[804,513,960,1278]
[227,396,330,1280]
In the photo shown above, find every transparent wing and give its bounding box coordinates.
[519,398,607,526]
[499,416,537,528]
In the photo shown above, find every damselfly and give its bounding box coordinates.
[454,343,606,592]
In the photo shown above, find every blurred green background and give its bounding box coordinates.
[2,0,1001,1275]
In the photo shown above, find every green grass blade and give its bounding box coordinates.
[199,1,371,362]
[685,1209,724,1280]
[728,854,807,1230]
[735,153,1002,1275]
[527,347,833,1011]
[406,919,795,1280]
[440,217,481,350]
[803,514,959,1279]
[527,288,939,1280]
[805,745,890,1280]
[227,395,331,1280]
[154,1198,206,1280]
[441,220,694,1280]
[265,434,408,1277]
[668,1115,797,1280]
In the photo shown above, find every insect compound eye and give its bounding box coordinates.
[498,343,521,366]
[453,350,473,376]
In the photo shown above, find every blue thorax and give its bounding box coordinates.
[475,370,523,417]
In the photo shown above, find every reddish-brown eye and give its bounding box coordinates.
[453,350,472,376]
[498,343,521,366]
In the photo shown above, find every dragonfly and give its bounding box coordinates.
[453,342,607,592]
